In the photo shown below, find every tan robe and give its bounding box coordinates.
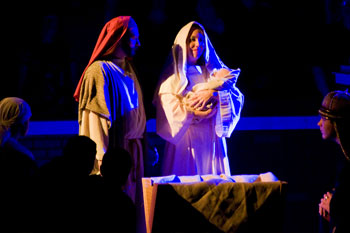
[78,59,146,203]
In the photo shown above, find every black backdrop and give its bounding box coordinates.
[2,0,349,120]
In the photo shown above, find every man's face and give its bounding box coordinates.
[124,25,140,57]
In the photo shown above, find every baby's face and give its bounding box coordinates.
[213,68,231,78]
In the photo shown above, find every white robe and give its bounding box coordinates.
[155,21,244,176]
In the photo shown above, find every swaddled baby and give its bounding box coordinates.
[183,68,239,111]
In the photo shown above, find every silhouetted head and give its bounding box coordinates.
[100,146,132,187]
[63,135,97,176]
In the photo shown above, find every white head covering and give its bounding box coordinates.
[0,97,32,146]
[156,21,236,98]
[154,21,243,142]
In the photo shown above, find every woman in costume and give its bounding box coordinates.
[318,90,350,233]
[154,21,244,176]
[0,97,37,179]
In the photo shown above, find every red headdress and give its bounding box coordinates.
[73,16,131,101]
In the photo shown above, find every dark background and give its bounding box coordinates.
[2,0,349,120]
[2,1,350,232]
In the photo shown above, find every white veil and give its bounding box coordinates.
[154,21,243,141]
[155,21,236,98]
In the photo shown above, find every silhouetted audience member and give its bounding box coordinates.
[317,90,350,233]
[0,97,38,231]
[99,146,137,233]
[36,135,100,231]
[0,97,37,181]
[62,134,97,178]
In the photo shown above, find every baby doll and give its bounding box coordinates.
[183,68,240,111]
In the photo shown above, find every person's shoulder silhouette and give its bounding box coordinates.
[35,135,98,232]
[101,146,132,187]
[99,146,137,233]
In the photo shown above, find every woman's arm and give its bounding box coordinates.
[156,93,194,144]
[186,89,218,111]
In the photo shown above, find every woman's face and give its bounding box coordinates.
[318,116,336,140]
[187,28,205,65]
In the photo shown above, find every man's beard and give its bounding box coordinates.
[123,45,137,57]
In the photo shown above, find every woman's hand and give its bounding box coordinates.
[318,192,333,222]
[187,89,218,111]
[192,106,217,119]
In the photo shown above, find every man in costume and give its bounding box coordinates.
[73,16,146,207]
